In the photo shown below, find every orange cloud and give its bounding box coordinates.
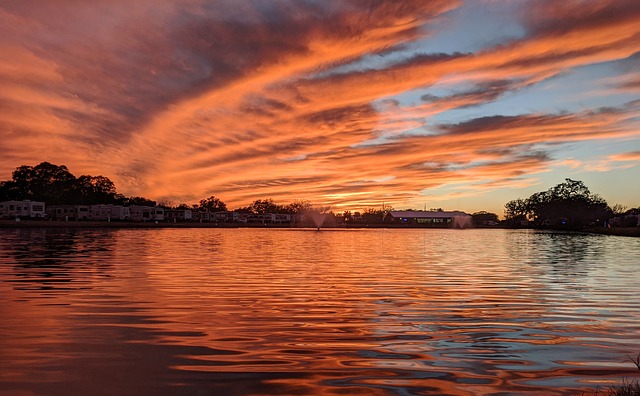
[1,0,639,212]
[609,151,640,162]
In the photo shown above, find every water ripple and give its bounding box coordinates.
[0,228,639,395]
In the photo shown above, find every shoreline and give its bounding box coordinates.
[580,227,640,238]
[1,220,638,236]
[0,220,292,229]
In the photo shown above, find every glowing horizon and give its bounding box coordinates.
[1,0,639,215]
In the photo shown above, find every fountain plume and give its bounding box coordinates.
[451,214,473,229]
[304,207,330,230]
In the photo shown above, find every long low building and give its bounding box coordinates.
[89,204,130,221]
[0,200,46,219]
[129,205,164,222]
[165,209,192,222]
[384,210,473,228]
[47,205,90,220]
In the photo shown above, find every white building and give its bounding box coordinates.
[385,210,473,228]
[0,200,46,219]
[213,211,245,223]
[245,213,276,223]
[47,205,90,221]
[129,206,164,222]
[274,213,292,223]
[89,205,130,221]
[192,211,212,222]
[165,209,192,222]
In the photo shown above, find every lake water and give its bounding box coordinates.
[0,228,639,395]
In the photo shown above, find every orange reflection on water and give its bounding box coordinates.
[0,228,639,395]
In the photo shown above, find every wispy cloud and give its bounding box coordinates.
[609,151,640,162]
[1,0,639,210]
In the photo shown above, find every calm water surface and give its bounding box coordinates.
[1,228,639,395]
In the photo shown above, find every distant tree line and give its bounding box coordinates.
[166,196,321,215]
[471,211,500,226]
[2,163,636,228]
[0,162,157,206]
[0,162,324,216]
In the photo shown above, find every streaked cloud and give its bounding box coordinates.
[1,0,639,212]
[579,150,640,172]
[609,151,640,162]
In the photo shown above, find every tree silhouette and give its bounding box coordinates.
[198,196,227,212]
[247,198,281,214]
[7,162,76,204]
[472,211,499,226]
[504,198,529,226]
[76,175,120,204]
[285,199,312,214]
[123,196,156,207]
[0,161,185,208]
[505,179,611,229]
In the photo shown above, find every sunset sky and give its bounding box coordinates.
[1,0,639,215]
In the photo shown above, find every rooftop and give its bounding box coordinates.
[387,211,470,218]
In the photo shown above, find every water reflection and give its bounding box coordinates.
[1,228,116,292]
[0,228,638,395]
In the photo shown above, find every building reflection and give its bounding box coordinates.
[0,228,116,292]
[0,228,637,395]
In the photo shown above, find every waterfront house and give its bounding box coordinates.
[165,209,193,222]
[192,211,212,222]
[274,213,292,223]
[213,211,245,223]
[47,205,90,221]
[89,205,130,221]
[129,205,164,222]
[609,213,640,227]
[0,200,46,219]
[244,213,261,223]
[245,213,276,223]
[384,210,473,228]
